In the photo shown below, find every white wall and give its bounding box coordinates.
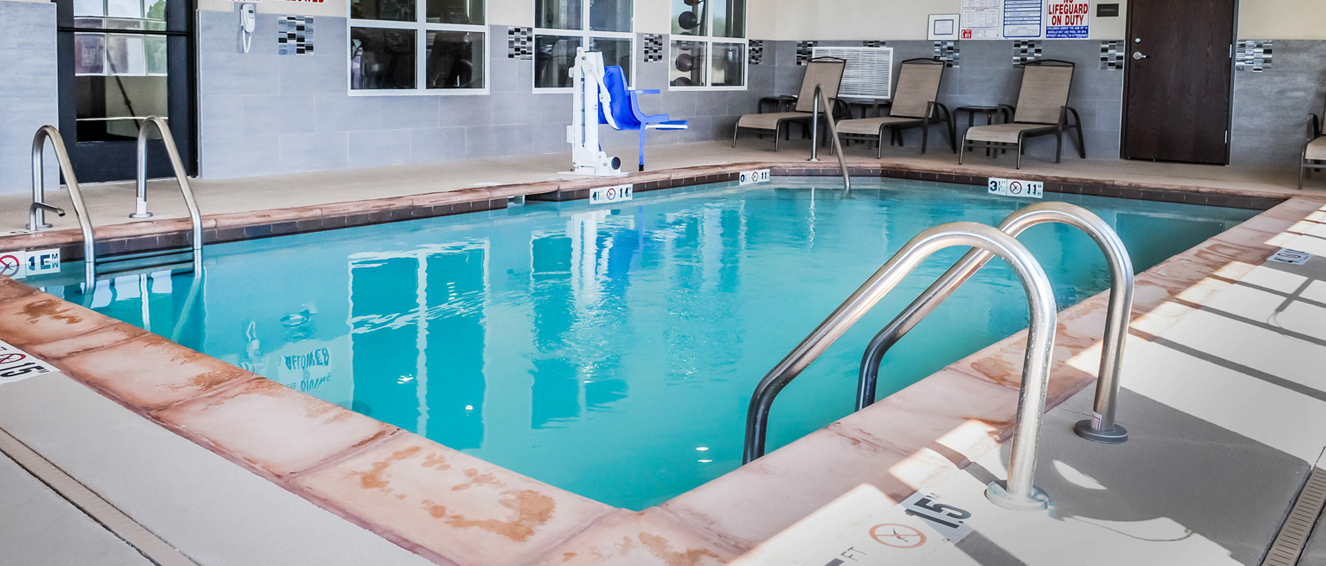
[1239,0,1326,39]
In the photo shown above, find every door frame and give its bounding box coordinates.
[54,0,199,182]
[1120,0,1239,164]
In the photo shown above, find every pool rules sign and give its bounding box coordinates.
[988,177,1044,199]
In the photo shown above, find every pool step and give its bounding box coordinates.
[1261,465,1326,566]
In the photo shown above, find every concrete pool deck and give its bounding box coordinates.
[1,159,1325,564]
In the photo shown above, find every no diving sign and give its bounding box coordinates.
[589,184,633,205]
[0,253,21,279]
[0,339,58,385]
[727,485,977,566]
[988,177,1044,199]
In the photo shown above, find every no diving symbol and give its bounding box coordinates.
[0,352,26,365]
[0,254,20,277]
[1009,181,1023,195]
[606,187,616,200]
[870,523,926,549]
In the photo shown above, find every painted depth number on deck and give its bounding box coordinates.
[0,339,58,385]
[988,177,1044,199]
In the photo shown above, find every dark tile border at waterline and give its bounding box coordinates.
[0,162,1288,262]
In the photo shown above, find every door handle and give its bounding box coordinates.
[1132,51,1148,60]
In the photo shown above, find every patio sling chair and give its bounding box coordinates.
[732,57,847,151]
[600,65,688,172]
[1301,96,1326,189]
[959,59,1086,169]
[835,58,955,157]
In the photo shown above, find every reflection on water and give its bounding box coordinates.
[35,180,1258,509]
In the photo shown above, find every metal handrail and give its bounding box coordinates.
[854,202,1134,444]
[742,221,1058,510]
[808,85,851,194]
[30,126,95,285]
[135,116,203,274]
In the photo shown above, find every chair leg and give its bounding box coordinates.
[958,137,967,165]
[732,127,739,148]
[921,124,930,155]
[1300,165,1306,190]
[1075,126,1087,158]
[1016,138,1024,169]
[1055,131,1063,164]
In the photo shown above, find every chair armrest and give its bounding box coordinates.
[1311,114,1322,140]
[998,104,1016,124]
[1060,106,1082,127]
[933,102,952,121]
[632,89,661,95]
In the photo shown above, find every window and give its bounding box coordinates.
[534,0,632,90]
[668,0,745,89]
[349,0,487,94]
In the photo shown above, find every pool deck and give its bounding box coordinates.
[1,146,1326,565]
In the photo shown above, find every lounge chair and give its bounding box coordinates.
[600,65,688,172]
[836,58,954,157]
[1301,97,1326,189]
[959,59,1086,169]
[733,57,847,151]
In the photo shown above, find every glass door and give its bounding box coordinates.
[56,0,195,182]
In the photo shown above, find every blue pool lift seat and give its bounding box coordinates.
[598,65,688,171]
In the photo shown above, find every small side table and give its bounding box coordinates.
[758,95,798,114]
[844,99,891,119]
[955,106,1008,156]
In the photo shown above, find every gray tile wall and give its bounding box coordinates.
[1230,40,1326,170]
[763,39,1124,159]
[197,11,778,178]
[0,1,59,196]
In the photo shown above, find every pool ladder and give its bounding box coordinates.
[808,84,851,194]
[28,118,203,286]
[742,202,1136,511]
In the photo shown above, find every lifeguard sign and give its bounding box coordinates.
[1046,0,1090,38]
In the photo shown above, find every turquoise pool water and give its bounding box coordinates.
[31,178,1256,509]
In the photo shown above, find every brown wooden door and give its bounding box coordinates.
[1122,0,1235,164]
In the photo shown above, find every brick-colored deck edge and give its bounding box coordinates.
[0,187,1320,563]
[0,159,1293,260]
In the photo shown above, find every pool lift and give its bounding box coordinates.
[569,48,687,175]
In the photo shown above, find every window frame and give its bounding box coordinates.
[532,0,635,93]
[667,0,747,92]
[347,0,491,96]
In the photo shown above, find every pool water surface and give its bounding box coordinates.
[31,178,1257,509]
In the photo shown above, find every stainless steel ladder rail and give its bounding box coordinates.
[855,202,1134,444]
[808,85,851,194]
[29,126,95,285]
[742,221,1058,511]
[132,116,204,274]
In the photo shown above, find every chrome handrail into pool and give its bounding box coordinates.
[743,221,1058,511]
[808,84,851,194]
[133,116,204,274]
[855,202,1135,444]
[30,126,95,285]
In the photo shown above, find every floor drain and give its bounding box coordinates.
[1261,466,1326,566]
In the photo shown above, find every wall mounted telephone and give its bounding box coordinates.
[240,3,256,54]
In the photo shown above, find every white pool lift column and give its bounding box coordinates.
[568,48,622,176]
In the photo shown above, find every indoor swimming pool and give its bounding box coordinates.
[26,178,1258,509]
